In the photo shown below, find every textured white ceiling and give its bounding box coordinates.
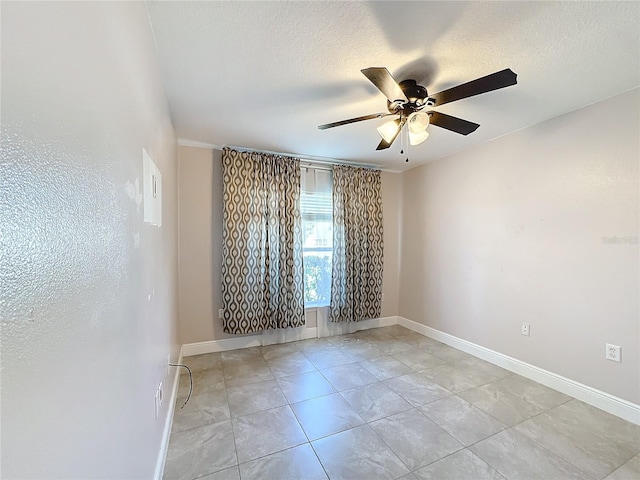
[146,1,639,171]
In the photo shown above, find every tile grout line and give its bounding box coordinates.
[459,399,600,480]
[307,439,331,480]
[231,404,309,468]
[225,384,241,478]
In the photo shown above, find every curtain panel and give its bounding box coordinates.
[329,165,384,323]
[221,148,305,334]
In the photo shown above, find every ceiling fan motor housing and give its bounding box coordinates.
[388,80,433,116]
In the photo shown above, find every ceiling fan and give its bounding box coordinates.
[318,67,517,151]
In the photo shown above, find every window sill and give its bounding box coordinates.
[304,304,329,312]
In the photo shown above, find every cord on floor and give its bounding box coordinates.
[169,363,192,409]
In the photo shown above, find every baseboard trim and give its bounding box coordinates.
[181,316,399,357]
[359,315,398,329]
[181,328,318,356]
[154,349,183,480]
[182,334,264,356]
[397,316,640,426]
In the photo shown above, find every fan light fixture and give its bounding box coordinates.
[376,120,400,144]
[377,113,431,146]
[407,112,430,145]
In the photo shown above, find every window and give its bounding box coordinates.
[300,167,333,307]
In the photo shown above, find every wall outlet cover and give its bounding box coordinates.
[521,323,530,336]
[606,343,621,363]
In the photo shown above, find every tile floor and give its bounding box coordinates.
[163,325,640,480]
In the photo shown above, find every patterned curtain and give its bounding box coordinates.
[329,165,384,323]
[221,148,305,334]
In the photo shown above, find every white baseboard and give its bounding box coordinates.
[359,315,398,329]
[182,328,318,356]
[182,335,263,357]
[397,316,640,426]
[154,349,183,480]
[181,316,399,357]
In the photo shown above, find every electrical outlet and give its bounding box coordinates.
[521,323,530,336]
[218,308,224,319]
[606,344,621,363]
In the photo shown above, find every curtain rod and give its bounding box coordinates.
[217,143,381,171]
[177,139,403,173]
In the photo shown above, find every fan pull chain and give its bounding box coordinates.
[402,123,409,162]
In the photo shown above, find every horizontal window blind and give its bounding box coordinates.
[301,167,333,307]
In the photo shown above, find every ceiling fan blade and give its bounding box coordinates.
[361,67,409,104]
[318,112,395,130]
[376,118,405,150]
[428,111,480,135]
[431,68,517,106]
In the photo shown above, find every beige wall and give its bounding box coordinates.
[177,147,403,344]
[1,3,179,478]
[399,88,639,404]
[178,147,228,343]
[381,171,403,316]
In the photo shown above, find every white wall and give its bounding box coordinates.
[399,88,639,404]
[1,3,179,478]
[177,145,402,344]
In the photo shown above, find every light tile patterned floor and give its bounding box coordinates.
[163,326,640,480]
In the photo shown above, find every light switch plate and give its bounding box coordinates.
[143,148,162,226]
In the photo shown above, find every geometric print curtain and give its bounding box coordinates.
[221,148,305,334]
[329,165,384,323]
